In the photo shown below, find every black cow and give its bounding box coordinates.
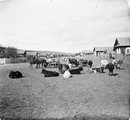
[8,71,23,79]
[105,63,114,76]
[41,69,59,77]
[69,58,79,67]
[70,67,83,74]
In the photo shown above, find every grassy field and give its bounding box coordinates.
[0,58,129,120]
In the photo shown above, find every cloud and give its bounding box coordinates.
[126,0,130,8]
[0,0,130,53]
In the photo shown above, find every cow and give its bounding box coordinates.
[29,59,36,68]
[8,71,23,79]
[70,67,83,74]
[58,63,70,74]
[43,62,49,68]
[69,58,79,67]
[63,64,72,78]
[92,66,104,73]
[105,62,115,76]
[29,57,46,69]
[112,59,123,69]
[63,70,72,78]
[41,68,59,77]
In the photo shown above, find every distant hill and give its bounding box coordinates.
[17,49,76,56]
[0,44,76,56]
[27,50,75,56]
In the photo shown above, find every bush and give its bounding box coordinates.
[9,58,27,64]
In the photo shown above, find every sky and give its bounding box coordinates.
[0,0,130,53]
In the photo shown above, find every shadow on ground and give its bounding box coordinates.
[113,73,118,76]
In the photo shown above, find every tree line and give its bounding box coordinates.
[0,47,18,58]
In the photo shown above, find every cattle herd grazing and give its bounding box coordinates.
[8,56,124,79]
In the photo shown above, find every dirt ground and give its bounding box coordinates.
[0,59,130,119]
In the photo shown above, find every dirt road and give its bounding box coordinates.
[0,62,129,119]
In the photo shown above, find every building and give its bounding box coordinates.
[25,51,37,56]
[113,38,130,59]
[17,49,26,57]
[93,47,113,56]
[37,51,47,57]
[79,50,94,57]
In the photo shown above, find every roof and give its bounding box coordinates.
[26,51,37,56]
[81,50,94,54]
[93,47,113,52]
[37,51,47,56]
[114,38,130,47]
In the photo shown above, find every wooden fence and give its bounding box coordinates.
[0,58,27,64]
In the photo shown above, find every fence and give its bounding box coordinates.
[0,58,27,64]
[0,58,6,64]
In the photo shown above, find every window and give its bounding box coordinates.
[98,52,101,56]
[117,49,119,54]
[125,47,130,54]
[118,48,121,54]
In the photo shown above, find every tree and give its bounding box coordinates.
[0,47,5,58]
[4,47,18,58]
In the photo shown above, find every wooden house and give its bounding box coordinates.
[25,51,37,57]
[17,49,26,57]
[80,50,94,57]
[113,38,130,59]
[93,47,113,56]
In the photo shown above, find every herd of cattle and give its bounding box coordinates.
[8,57,124,79]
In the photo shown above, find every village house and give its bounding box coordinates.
[17,49,26,57]
[80,50,94,57]
[25,51,38,57]
[113,37,130,59]
[93,47,113,57]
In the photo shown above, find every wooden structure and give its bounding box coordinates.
[93,47,113,57]
[17,49,26,57]
[25,51,37,56]
[80,50,94,56]
[113,38,130,59]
